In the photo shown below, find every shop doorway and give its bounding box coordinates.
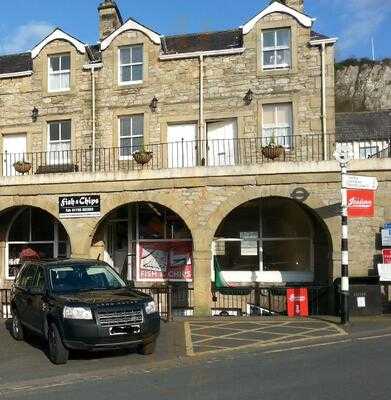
[101,203,193,284]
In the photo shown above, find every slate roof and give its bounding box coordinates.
[162,29,243,54]
[0,52,32,75]
[310,31,330,41]
[336,111,391,141]
[0,26,331,73]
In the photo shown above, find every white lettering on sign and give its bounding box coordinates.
[288,294,306,302]
[347,197,372,209]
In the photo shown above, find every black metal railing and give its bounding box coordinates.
[211,285,331,316]
[0,285,331,320]
[2,134,390,177]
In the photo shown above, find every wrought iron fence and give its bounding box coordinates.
[2,134,391,177]
[211,285,331,316]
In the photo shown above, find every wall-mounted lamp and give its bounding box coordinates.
[150,96,158,112]
[31,107,39,122]
[243,89,253,105]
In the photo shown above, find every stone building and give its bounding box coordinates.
[0,0,390,316]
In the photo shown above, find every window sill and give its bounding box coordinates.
[258,68,297,77]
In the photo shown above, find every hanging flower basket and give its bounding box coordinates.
[13,160,32,174]
[133,150,153,165]
[261,144,285,160]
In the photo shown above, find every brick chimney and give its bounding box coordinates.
[98,0,123,40]
[271,0,304,13]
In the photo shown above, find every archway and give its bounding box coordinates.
[213,196,332,286]
[92,202,193,284]
[1,206,71,280]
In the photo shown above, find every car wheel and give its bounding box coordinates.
[48,323,69,365]
[11,312,24,341]
[138,340,156,355]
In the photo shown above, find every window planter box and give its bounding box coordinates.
[36,164,79,174]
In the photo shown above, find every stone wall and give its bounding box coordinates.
[0,12,335,156]
[0,160,390,315]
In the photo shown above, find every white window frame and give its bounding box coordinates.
[262,103,293,148]
[118,115,144,160]
[262,28,291,70]
[48,53,70,92]
[118,45,143,86]
[47,120,72,165]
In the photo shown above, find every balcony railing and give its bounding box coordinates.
[1,134,390,177]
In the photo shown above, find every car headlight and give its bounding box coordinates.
[63,306,93,320]
[144,301,157,315]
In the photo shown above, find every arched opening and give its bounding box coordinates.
[213,197,332,285]
[2,206,71,280]
[92,202,193,284]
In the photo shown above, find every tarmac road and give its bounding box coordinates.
[2,326,391,400]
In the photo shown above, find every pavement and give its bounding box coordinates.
[1,315,391,398]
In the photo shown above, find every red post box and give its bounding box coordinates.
[287,288,309,317]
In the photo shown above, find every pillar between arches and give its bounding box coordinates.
[192,249,213,316]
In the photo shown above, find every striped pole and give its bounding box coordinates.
[341,162,349,324]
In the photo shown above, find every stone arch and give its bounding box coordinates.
[88,192,197,243]
[204,186,336,251]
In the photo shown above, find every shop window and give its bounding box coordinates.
[119,45,143,85]
[48,53,70,92]
[6,208,70,279]
[214,198,314,276]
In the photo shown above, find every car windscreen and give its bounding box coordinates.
[49,264,126,293]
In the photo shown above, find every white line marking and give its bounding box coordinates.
[264,339,352,354]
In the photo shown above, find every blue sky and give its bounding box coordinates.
[0,0,390,60]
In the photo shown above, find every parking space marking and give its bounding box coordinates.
[185,320,347,356]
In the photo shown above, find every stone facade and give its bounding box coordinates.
[1,2,382,318]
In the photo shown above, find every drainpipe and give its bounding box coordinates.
[83,63,103,172]
[199,54,205,165]
[321,42,327,160]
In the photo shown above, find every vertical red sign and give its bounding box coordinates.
[347,189,375,218]
[383,249,391,264]
[287,288,309,317]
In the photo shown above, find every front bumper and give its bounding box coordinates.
[61,313,160,351]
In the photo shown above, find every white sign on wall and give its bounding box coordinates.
[240,232,258,256]
[342,175,379,190]
[382,230,391,247]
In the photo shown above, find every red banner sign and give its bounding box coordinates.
[347,189,375,218]
[383,249,391,264]
[287,288,309,317]
[138,241,193,282]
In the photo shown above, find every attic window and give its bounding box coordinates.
[262,28,291,70]
[48,54,70,92]
[118,45,143,85]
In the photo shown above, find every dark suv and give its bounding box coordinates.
[10,259,160,364]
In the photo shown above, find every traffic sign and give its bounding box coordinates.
[347,189,375,218]
[342,175,378,190]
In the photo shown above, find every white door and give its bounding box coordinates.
[167,124,197,168]
[3,134,27,176]
[207,120,237,166]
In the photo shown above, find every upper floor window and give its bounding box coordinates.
[48,120,71,165]
[48,54,70,92]
[119,115,144,159]
[262,103,293,148]
[119,45,143,85]
[262,28,291,70]
[359,144,378,159]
